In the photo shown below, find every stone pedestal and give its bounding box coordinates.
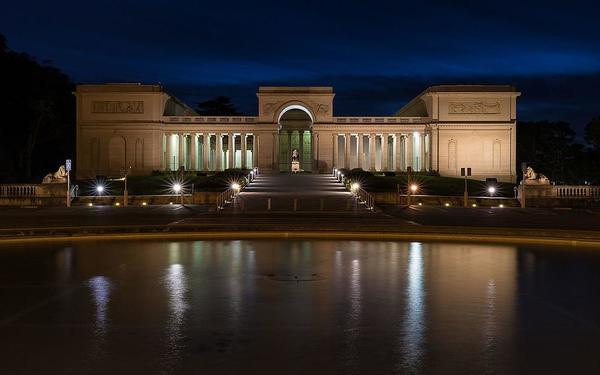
[291,161,300,173]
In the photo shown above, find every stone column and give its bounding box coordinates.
[333,134,338,169]
[369,134,376,171]
[190,133,197,171]
[420,133,426,171]
[254,134,259,170]
[358,134,364,170]
[344,134,350,169]
[382,134,388,171]
[203,134,210,170]
[216,134,223,171]
[395,134,402,171]
[241,134,247,169]
[406,133,413,171]
[227,134,233,170]
[178,133,185,170]
[165,133,172,171]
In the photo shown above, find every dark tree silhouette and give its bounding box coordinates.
[517,121,582,183]
[0,34,74,182]
[584,117,600,151]
[195,96,241,116]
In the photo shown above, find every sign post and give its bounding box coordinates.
[461,167,471,207]
[65,159,72,208]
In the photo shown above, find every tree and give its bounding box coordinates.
[584,117,600,151]
[195,96,241,116]
[517,121,582,183]
[0,34,74,182]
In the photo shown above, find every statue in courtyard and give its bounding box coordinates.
[524,166,550,185]
[292,149,299,162]
[291,149,300,173]
[42,165,68,184]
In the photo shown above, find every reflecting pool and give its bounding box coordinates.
[0,240,599,374]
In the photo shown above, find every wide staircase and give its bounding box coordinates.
[224,173,371,213]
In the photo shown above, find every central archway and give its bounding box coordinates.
[278,105,313,172]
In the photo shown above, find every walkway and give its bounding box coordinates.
[229,173,368,213]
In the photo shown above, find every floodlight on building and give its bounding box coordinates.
[172,183,182,194]
[487,186,496,195]
[410,184,418,193]
[96,185,105,195]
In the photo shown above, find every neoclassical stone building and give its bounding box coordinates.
[76,84,520,182]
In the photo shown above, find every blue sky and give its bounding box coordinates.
[2,0,600,132]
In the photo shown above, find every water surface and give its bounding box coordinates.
[0,240,599,374]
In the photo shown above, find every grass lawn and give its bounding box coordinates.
[348,174,517,197]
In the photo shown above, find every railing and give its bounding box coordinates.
[555,185,600,198]
[0,184,38,197]
[216,188,236,210]
[216,167,258,210]
[354,187,375,210]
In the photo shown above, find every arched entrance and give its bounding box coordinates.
[278,106,313,172]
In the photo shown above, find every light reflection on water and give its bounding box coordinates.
[400,242,425,373]
[161,262,188,373]
[1,240,600,373]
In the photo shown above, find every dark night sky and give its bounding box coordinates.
[2,0,600,134]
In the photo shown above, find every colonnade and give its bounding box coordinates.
[163,132,256,171]
[333,132,430,172]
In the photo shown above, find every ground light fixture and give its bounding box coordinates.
[87,202,93,207]
[96,185,105,195]
[410,184,419,193]
[351,182,360,192]
[444,202,450,207]
[172,183,182,194]
[487,186,496,195]
[472,203,477,207]
[231,182,241,191]
[499,204,504,208]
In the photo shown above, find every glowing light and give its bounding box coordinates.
[418,202,422,206]
[87,202,93,207]
[499,204,504,208]
[444,202,450,207]
[115,202,120,206]
[142,202,147,206]
[173,183,182,194]
[96,185,105,194]
[410,184,418,193]
[351,182,360,191]
[487,186,496,194]
[169,202,174,205]
[472,203,477,207]
[231,182,241,191]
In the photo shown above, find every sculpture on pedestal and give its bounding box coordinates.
[291,149,300,173]
[524,166,550,185]
[42,165,68,184]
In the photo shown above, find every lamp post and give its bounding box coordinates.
[173,183,183,206]
[406,166,412,206]
[461,167,471,207]
[121,167,131,207]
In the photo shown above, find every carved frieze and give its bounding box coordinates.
[92,101,144,113]
[448,101,500,114]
